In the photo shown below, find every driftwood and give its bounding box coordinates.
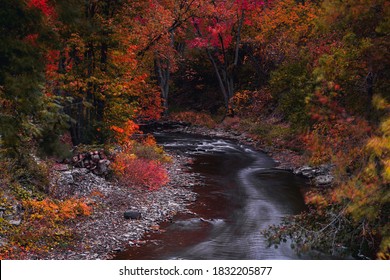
[71,150,110,176]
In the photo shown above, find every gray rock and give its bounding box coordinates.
[9,219,22,226]
[0,237,8,247]
[294,164,334,179]
[124,211,142,220]
[294,165,317,178]
[314,175,334,186]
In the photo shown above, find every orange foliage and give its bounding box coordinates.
[231,89,272,117]
[110,120,140,146]
[304,117,370,169]
[0,198,92,259]
[143,134,157,146]
[170,111,217,128]
[251,0,318,61]
[23,198,91,222]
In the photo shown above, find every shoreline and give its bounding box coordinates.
[25,121,331,259]
[25,152,200,260]
[156,121,334,187]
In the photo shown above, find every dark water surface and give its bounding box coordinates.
[114,133,307,260]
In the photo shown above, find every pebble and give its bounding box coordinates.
[24,150,200,260]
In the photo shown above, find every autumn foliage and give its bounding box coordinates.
[170,111,217,128]
[109,118,169,191]
[110,137,170,191]
[112,156,169,191]
[0,198,91,259]
[0,0,389,260]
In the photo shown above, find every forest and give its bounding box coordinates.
[0,0,389,260]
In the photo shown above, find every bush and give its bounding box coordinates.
[112,152,169,190]
[0,197,91,259]
[269,61,313,129]
[231,89,273,118]
[170,111,217,128]
[131,135,171,163]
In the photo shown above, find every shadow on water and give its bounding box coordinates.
[114,133,308,260]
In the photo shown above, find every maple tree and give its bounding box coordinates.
[1,0,389,260]
[124,0,201,113]
[260,0,390,259]
[189,0,263,115]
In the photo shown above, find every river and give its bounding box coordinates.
[114,132,307,259]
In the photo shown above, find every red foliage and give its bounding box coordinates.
[45,50,60,82]
[188,0,262,52]
[27,0,56,18]
[112,156,168,190]
[24,34,39,45]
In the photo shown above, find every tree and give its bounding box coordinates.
[126,0,200,114]
[0,0,63,156]
[50,0,165,144]
[262,0,390,259]
[189,0,262,115]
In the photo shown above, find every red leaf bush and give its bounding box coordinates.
[112,154,168,191]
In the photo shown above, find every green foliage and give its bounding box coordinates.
[263,205,376,259]
[131,140,171,163]
[270,61,313,128]
[0,1,45,155]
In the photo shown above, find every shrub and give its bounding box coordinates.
[23,198,91,222]
[112,153,168,190]
[131,135,172,163]
[170,111,217,128]
[0,198,92,258]
[231,89,273,118]
[269,61,313,129]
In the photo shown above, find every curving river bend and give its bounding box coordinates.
[115,132,307,260]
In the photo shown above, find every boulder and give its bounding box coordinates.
[124,211,142,220]
[314,175,334,186]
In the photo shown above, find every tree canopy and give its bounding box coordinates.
[0,0,389,259]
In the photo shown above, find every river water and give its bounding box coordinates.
[114,132,307,260]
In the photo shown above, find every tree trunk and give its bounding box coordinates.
[155,31,175,115]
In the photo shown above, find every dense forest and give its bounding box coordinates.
[0,0,389,259]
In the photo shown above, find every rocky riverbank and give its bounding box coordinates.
[150,121,334,187]
[25,152,200,260]
[20,120,331,260]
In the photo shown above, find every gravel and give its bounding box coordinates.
[26,152,200,260]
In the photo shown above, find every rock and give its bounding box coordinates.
[0,237,7,247]
[9,219,22,226]
[294,165,317,178]
[314,175,334,186]
[91,154,100,162]
[97,159,110,175]
[124,211,142,220]
[53,164,70,171]
[61,171,75,183]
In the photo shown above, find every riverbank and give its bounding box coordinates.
[15,120,330,260]
[151,120,334,187]
[23,152,200,260]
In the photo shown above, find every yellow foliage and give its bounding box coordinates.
[23,198,91,223]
